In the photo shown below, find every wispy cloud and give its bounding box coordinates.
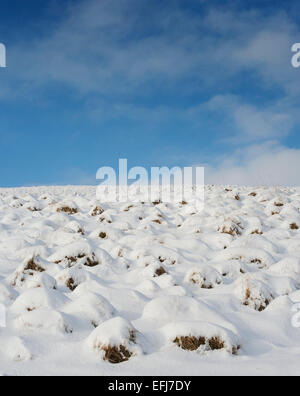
[4,0,300,99]
[204,94,295,143]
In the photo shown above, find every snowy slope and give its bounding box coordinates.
[0,185,300,376]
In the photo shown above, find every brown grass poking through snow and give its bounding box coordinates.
[219,225,241,237]
[84,254,99,267]
[99,232,107,239]
[55,253,86,265]
[78,228,85,235]
[155,266,167,277]
[55,253,99,267]
[152,219,162,224]
[290,223,299,230]
[188,271,221,289]
[245,287,251,301]
[174,336,206,351]
[91,206,104,216]
[243,284,271,312]
[274,202,284,207]
[24,258,45,273]
[57,206,78,215]
[99,217,112,224]
[152,200,162,205]
[28,207,41,212]
[232,345,241,355]
[68,253,85,262]
[249,192,257,197]
[208,337,225,350]
[250,258,262,265]
[10,257,46,287]
[174,335,232,353]
[66,278,78,291]
[123,205,133,212]
[102,345,132,364]
[251,229,263,235]
[100,330,136,364]
[258,301,271,312]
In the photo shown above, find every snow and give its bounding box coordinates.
[0,185,300,375]
[86,316,144,359]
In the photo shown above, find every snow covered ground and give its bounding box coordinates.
[0,185,300,376]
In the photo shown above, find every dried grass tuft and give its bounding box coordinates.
[102,345,132,364]
[174,336,206,351]
[57,207,78,215]
[251,229,263,235]
[24,258,45,273]
[152,200,162,205]
[243,283,271,312]
[152,219,162,224]
[28,207,41,212]
[274,202,284,207]
[84,254,99,267]
[91,206,104,216]
[66,277,78,291]
[219,225,241,237]
[155,266,167,277]
[208,337,225,350]
[174,335,234,353]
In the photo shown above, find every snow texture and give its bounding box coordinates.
[0,185,300,375]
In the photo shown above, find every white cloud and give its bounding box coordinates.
[232,29,299,94]
[61,142,300,187]
[233,105,292,141]
[206,142,300,186]
[204,94,295,142]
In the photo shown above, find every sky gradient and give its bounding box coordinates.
[0,0,300,187]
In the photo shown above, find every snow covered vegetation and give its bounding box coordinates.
[0,185,300,375]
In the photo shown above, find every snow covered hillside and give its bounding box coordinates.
[0,185,300,376]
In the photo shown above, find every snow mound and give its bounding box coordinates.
[11,288,69,315]
[64,292,116,328]
[48,241,113,268]
[235,276,275,311]
[162,321,240,354]
[2,337,32,362]
[14,307,73,334]
[9,256,56,289]
[185,266,222,289]
[86,317,143,363]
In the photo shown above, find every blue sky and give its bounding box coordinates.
[0,0,300,187]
